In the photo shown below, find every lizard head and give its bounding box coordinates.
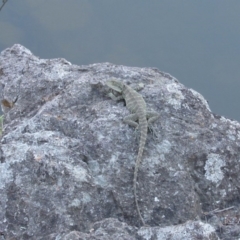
[106,79,124,93]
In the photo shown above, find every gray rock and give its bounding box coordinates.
[0,44,239,239]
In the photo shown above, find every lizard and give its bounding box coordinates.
[106,79,159,226]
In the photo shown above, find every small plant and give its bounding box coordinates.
[0,115,4,136]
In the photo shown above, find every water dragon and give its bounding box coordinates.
[106,79,159,225]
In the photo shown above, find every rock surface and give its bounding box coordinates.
[0,44,239,239]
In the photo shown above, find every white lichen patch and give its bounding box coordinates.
[220,116,240,127]
[138,220,216,240]
[156,140,172,161]
[63,162,89,183]
[0,162,13,190]
[166,83,185,109]
[204,153,226,185]
[69,198,81,207]
[189,89,211,112]
[220,116,240,141]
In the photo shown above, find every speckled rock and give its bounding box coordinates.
[0,44,239,239]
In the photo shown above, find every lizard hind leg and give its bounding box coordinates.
[147,111,159,138]
[123,113,139,128]
[123,113,139,140]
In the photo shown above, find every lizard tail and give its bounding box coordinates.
[134,121,148,226]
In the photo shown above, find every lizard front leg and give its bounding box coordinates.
[107,92,124,101]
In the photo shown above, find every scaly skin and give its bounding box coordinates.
[106,79,159,226]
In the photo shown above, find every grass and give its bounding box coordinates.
[0,115,3,136]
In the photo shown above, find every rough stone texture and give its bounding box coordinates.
[0,44,239,239]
